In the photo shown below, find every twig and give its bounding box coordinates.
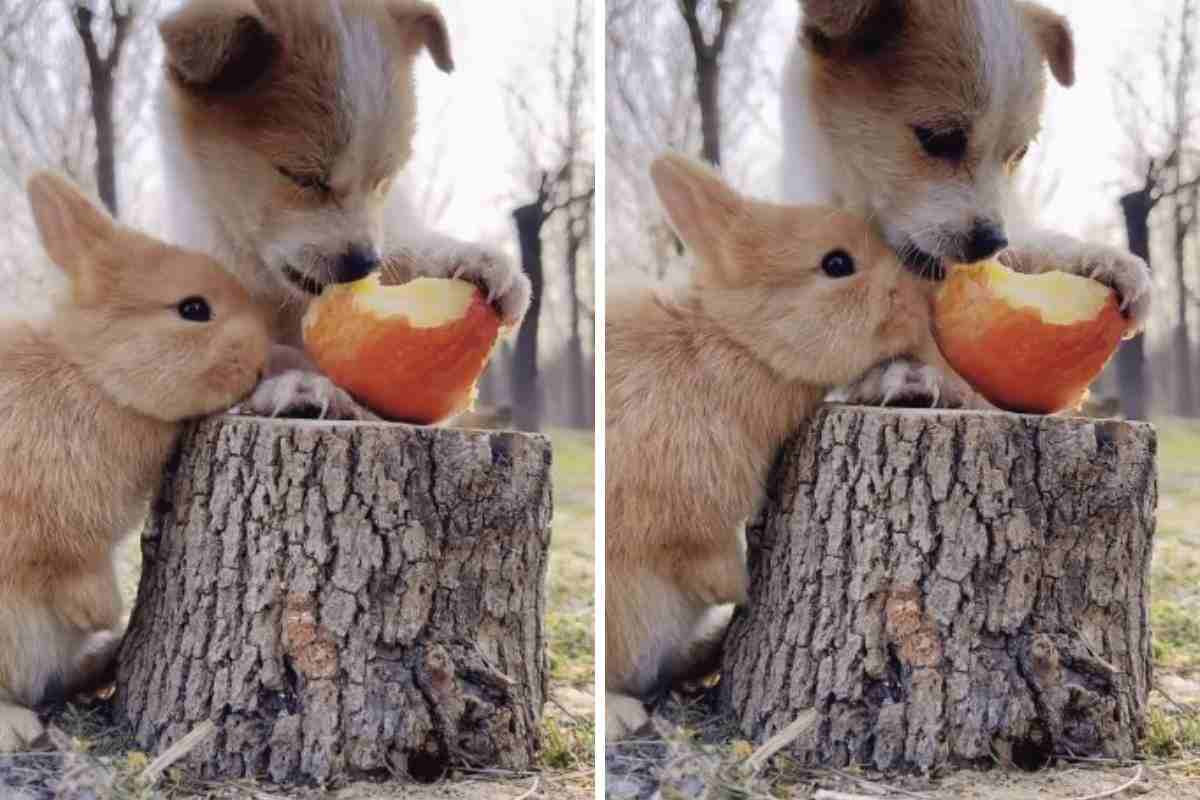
[138,719,217,785]
[1066,765,1144,800]
[831,769,936,800]
[742,710,817,775]
[514,775,540,799]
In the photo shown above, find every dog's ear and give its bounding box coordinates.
[159,0,279,94]
[799,0,904,55]
[386,0,454,73]
[1018,2,1075,87]
[650,153,744,285]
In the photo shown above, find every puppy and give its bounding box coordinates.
[157,0,531,419]
[782,0,1153,404]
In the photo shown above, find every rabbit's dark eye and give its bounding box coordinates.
[178,297,211,322]
[821,250,856,279]
[914,125,969,162]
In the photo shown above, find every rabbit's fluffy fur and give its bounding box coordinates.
[0,173,270,751]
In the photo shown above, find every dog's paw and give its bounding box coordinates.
[0,704,44,753]
[411,243,531,328]
[238,370,380,421]
[1073,245,1152,335]
[605,692,651,743]
[830,359,986,409]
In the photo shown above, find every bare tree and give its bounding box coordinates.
[505,0,595,431]
[1112,0,1200,419]
[72,0,135,216]
[678,0,739,166]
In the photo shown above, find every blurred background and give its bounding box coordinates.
[0,0,595,435]
[606,0,1198,424]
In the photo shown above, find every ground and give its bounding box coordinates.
[606,417,1200,800]
[0,426,595,800]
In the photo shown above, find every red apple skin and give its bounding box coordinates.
[934,270,1131,414]
[304,286,502,424]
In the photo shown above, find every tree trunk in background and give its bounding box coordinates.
[512,199,546,432]
[695,56,722,166]
[1119,187,1154,421]
[72,2,132,217]
[1174,203,1194,416]
[114,416,552,784]
[722,406,1156,772]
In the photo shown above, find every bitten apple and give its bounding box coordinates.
[933,260,1133,414]
[302,274,502,424]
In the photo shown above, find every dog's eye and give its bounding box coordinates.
[277,165,331,194]
[177,296,212,323]
[914,126,969,161]
[821,250,856,279]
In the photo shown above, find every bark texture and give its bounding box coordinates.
[721,406,1157,772]
[113,416,552,785]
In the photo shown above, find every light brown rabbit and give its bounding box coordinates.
[0,173,270,752]
[605,153,973,740]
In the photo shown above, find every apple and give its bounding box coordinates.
[302,274,502,424]
[933,260,1133,414]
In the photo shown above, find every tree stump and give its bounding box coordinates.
[113,416,552,785]
[721,406,1156,772]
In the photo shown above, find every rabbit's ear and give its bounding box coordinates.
[650,152,744,285]
[27,172,116,287]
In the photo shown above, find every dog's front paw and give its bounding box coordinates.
[0,704,44,753]
[238,370,380,421]
[392,242,531,328]
[830,359,984,409]
[1074,245,1152,335]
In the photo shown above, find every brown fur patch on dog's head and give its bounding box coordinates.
[159,0,453,303]
[796,0,1074,274]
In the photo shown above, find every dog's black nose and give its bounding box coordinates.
[335,246,380,283]
[964,222,1009,263]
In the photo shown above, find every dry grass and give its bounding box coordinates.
[0,426,596,800]
[605,417,1200,800]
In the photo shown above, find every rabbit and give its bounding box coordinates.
[605,153,975,740]
[0,172,271,752]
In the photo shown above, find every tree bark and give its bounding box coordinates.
[721,406,1157,773]
[1119,187,1154,421]
[113,416,553,785]
[512,199,546,432]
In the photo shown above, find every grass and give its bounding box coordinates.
[1150,418,1200,674]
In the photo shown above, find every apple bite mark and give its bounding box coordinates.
[302,275,503,425]
[933,260,1134,414]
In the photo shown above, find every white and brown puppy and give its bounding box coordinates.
[158,0,530,418]
[782,0,1152,404]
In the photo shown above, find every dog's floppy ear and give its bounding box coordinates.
[650,153,744,285]
[159,0,279,94]
[1018,2,1075,87]
[386,0,454,73]
[799,0,903,55]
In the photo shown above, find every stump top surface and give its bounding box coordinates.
[820,403,1155,435]
[211,413,551,447]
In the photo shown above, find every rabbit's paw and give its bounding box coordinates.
[606,692,650,743]
[0,704,44,753]
[239,370,381,421]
